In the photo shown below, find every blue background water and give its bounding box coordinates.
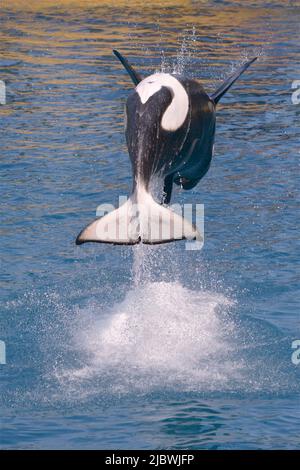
[1,0,299,449]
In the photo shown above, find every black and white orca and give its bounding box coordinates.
[76,50,257,245]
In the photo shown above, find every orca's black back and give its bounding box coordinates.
[171,78,216,189]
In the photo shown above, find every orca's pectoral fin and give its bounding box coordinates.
[161,174,174,205]
[210,57,257,104]
[113,49,143,86]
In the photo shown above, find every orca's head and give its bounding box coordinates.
[134,73,189,132]
[113,49,257,106]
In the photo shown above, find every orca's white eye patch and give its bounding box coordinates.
[136,78,162,105]
[136,73,189,132]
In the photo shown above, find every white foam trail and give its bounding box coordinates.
[46,247,296,399]
[56,278,240,394]
[91,281,233,371]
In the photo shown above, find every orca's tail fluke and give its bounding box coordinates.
[113,49,142,86]
[210,57,257,104]
[76,188,200,246]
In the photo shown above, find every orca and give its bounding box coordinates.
[76,51,257,246]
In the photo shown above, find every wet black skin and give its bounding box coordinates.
[114,50,257,205]
[125,76,216,204]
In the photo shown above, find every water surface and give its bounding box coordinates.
[1,0,300,449]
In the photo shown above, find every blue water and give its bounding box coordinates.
[1,0,300,449]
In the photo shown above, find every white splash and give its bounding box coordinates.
[56,280,241,394]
